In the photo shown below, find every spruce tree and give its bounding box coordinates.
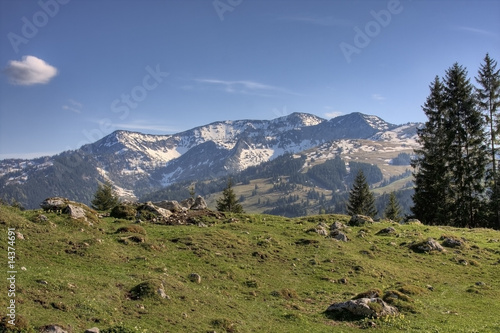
[347,170,377,217]
[91,181,119,211]
[412,76,450,225]
[384,192,402,222]
[216,178,244,213]
[476,53,500,229]
[444,63,488,227]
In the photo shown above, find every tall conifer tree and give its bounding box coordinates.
[412,76,450,224]
[476,53,500,229]
[443,63,488,227]
[347,170,377,217]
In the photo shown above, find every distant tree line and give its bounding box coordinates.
[412,54,500,229]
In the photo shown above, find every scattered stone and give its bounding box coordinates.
[348,215,374,226]
[39,214,49,222]
[189,273,202,283]
[339,277,348,284]
[37,280,49,285]
[475,281,486,286]
[330,221,346,230]
[84,328,100,333]
[15,232,24,240]
[426,285,434,291]
[376,227,396,235]
[180,197,195,209]
[39,325,68,333]
[406,219,422,225]
[137,202,172,220]
[63,204,88,220]
[410,237,446,253]
[326,297,399,318]
[331,230,349,242]
[191,196,208,210]
[309,223,329,236]
[154,200,183,212]
[441,236,466,249]
[40,197,68,211]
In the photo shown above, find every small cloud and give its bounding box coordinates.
[194,78,299,97]
[62,99,83,113]
[325,111,343,119]
[453,26,499,38]
[372,94,386,101]
[4,55,58,86]
[113,121,178,133]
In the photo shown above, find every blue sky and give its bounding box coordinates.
[0,0,499,159]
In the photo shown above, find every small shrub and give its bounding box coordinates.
[211,318,237,333]
[129,279,164,300]
[110,204,137,220]
[353,288,382,300]
[115,225,146,235]
[0,315,32,332]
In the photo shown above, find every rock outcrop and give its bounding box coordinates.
[326,297,399,318]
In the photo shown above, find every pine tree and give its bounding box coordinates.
[91,181,119,211]
[412,76,450,225]
[216,178,244,213]
[444,63,488,227]
[476,53,500,229]
[384,192,402,222]
[347,170,377,217]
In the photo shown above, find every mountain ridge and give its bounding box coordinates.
[0,112,420,209]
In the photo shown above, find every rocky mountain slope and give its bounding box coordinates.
[0,112,420,209]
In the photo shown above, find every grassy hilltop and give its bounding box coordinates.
[1,204,500,332]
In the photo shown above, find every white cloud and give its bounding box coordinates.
[325,111,343,119]
[372,94,386,101]
[4,55,58,86]
[62,99,83,113]
[194,78,299,96]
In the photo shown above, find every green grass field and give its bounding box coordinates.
[1,204,500,332]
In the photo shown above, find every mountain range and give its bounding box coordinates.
[0,112,420,209]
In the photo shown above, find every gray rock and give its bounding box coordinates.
[331,230,349,242]
[40,197,68,211]
[39,325,68,333]
[330,221,346,230]
[442,237,466,248]
[190,196,207,210]
[63,204,87,220]
[189,273,202,283]
[154,200,183,212]
[84,328,100,333]
[137,202,172,219]
[326,297,399,318]
[180,197,195,209]
[411,237,446,253]
[348,215,374,226]
[376,227,396,235]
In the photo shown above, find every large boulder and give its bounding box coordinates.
[40,197,68,211]
[410,237,446,253]
[326,297,399,318]
[190,196,207,210]
[63,204,87,220]
[348,215,374,226]
[39,325,68,333]
[180,198,195,209]
[136,202,172,220]
[154,200,183,212]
